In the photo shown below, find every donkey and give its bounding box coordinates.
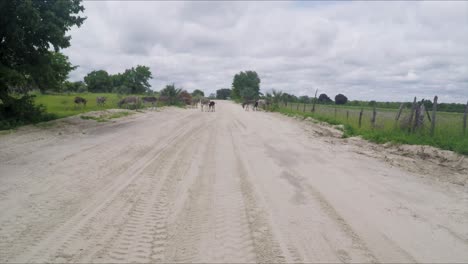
[96,96,106,106]
[74,96,87,107]
[252,101,259,111]
[118,96,141,109]
[242,100,255,111]
[142,96,157,109]
[200,98,211,112]
[208,101,216,112]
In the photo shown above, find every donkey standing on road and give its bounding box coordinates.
[252,101,259,111]
[200,98,211,112]
[208,101,216,112]
[242,100,255,111]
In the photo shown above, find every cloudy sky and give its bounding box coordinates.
[64,1,468,103]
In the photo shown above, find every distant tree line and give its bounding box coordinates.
[63,65,153,94]
[264,91,466,113]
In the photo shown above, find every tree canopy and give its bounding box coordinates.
[84,70,111,93]
[318,93,333,104]
[0,0,86,100]
[0,0,86,129]
[216,88,231,99]
[335,94,348,105]
[231,71,260,101]
[192,89,205,98]
[84,65,152,94]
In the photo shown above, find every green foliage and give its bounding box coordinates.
[335,94,348,105]
[274,102,468,155]
[85,65,152,94]
[0,0,85,127]
[0,95,56,130]
[63,81,87,93]
[318,93,333,103]
[120,65,152,94]
[160,84,182,105]
[81,111,132,122]
[231,71,260,100]
[192,89,204,98]
[84,70,111,93]
[216,88,231,99]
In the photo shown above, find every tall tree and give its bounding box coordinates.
[0,0,86,103]
[121,65,152,94]
[84,70,111,93]
[335,94,348,105]
[231,71,260,100]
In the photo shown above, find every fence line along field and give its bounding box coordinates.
[276,97,468,155]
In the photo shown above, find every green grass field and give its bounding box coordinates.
[277,103,468,155]
[33,93,130,118]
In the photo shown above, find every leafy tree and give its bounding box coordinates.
[216,88,231,99]
[35,52,76,93]
[208,93,216,99]
[318,93,333,104]
[299,95,310,104]
[192,89,204,97]
[160,84,182,105]
[84,70,111,93]
[231,71,260,100]
[0,0,85,126]
[63,81,87,93]
[120,65,152,94]
[335,94,348,105]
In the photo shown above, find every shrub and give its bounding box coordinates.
[0,95,56,130]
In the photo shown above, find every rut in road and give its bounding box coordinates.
[1,101,468,263]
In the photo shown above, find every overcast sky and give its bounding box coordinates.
[64,1,468,103]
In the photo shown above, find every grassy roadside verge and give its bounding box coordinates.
[80,111,134,123]
[276,106,468,155]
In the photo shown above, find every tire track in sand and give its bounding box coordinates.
[12,112,207,263]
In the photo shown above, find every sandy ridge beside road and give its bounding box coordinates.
[0,101,467,263]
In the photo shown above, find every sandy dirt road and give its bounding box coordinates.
[0,100,467,263]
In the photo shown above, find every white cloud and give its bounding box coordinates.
[63,1,468,103]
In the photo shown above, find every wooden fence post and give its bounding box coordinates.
[395,103,404,121]
[334,107,337,119]
[290,102,293,110]
[311,89,318,112]
[413,99,425,132]
[394,103,404,129]
[358,108,363,128]
[303,103,306,112]
[346,110,349,122]
[463,100,468,135]
[296,103,299,111]
[371,106,377,128]
[408,97,417,133]
[430,96,437,136]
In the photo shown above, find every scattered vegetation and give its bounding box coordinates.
[274,103,468,155]
[81,111,133,122]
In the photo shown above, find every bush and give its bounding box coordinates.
[0,95,56,130]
